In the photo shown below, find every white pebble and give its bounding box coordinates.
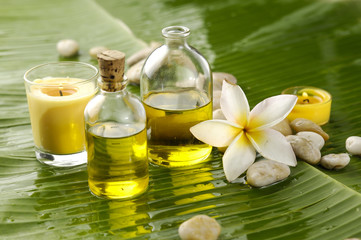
[286,135,321,165]
[213,109,226,120]
[125,59,145,84]
[178,215,221,240]
[290,118,329,141]
[213,72,237,91]
[56,39,79,57]
[89,46,108,59]
[213,90,222,110]
[346,136,361,155]
[296,131,325,150]
[246,159,290,187]
[126,41,161,67]
[271,119,292,136]
[320,153,350,170]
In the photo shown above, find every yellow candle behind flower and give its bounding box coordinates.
[297,92,323,105]
[27,78,95,154]
[282,86,332,125]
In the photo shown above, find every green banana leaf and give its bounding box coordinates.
[1,0,361,239]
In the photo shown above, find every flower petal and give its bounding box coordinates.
[247,128,297,166]
[190,120,242,147]
[220,80,249,127]
[248,94,297,131]
[223,132,256,182]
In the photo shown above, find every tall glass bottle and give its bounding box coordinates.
[84,50,148,199]
[140,26,213,168]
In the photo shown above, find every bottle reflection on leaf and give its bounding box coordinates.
[148,161,221,231]
[173,182,218,218]
[33,167,152,238]
[93,197,152,238]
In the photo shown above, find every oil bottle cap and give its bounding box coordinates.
[97,50,126,92]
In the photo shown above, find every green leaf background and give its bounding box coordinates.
[1,0,361,239]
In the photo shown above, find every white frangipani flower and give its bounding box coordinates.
[190,81,298,182]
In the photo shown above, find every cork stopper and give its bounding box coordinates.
[97,50,126,92]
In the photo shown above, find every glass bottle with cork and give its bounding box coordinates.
[84,50,148,199]
[140,26,213,168]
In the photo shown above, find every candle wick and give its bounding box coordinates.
[59,84,63,96]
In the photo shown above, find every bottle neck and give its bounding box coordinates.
[162,26,190,48]
[99,87,127,96]
[164,37,188,48]
[98,78,128,92]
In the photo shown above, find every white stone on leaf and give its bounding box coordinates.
[178,215,221,240]
[246,159,290,187]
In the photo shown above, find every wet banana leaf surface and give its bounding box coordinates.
[1,0,361,239]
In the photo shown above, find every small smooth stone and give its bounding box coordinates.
[246,159,290,187]
[320,153,350,170]
[213,72,237,91]
[346,136,361,155]
[213,109,226,120]
[290,118,329,141]
[89,46,108,59]
[178,215,221,240]
[126,41,161,67]
[125,59,145,84]
[213,90,222,110]
[271,119,292,136]
[296,131,325,150]
[286,135,321,165]
[56,39,79,57]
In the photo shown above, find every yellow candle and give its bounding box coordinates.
[282,86,332,125]
[27,78,96,154]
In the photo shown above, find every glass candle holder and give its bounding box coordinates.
[282,86,332,125]
[24,62,98,167]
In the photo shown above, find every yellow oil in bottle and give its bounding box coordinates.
[143,89,212,167]
[86,123,148,199]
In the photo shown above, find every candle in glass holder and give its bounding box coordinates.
[24,62,98,167]
[282,86,332,125]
